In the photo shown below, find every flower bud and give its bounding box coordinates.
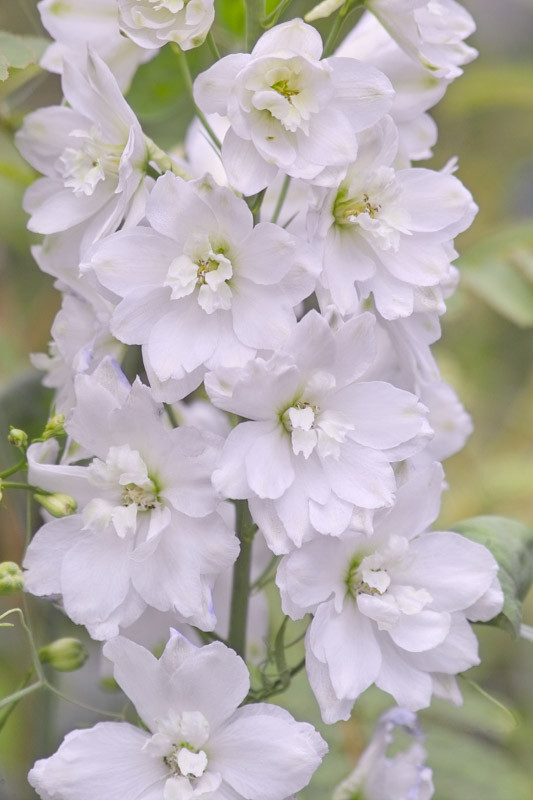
[39,638,88,672]
[8,427,28,449]
[34,493,77,518]
[43,414,66,440]
[0,561,24,595]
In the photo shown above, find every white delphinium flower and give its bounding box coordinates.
[30,633,327,800]
[16,51,150,249]
[85,172,318,402]
[37,0,150,90]
[354,308,473,463]
[119,0,215,51]
[336,11,451,163]
[23,359,238,639]
[207,310,430,553]
[333,708,434,800]
[277,463,503,722]
[31,291,122,415]
[366,0,477,79]
[193,18,394,194]
[308,117,477,319]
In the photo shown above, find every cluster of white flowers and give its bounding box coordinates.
[17,1,504,798]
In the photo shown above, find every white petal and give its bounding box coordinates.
[193,54,251,114]
[28,722,163,800]
[221,128,279,195]
[209,703,327,800]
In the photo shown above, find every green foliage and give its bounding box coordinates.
[458,224,533,327]
[443,64,533,116]
[0,31,48,82]
[452,515,533,636]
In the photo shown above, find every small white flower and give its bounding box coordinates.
[23,358,238,638]
[366,0,477,79]
[193,18,394,194]
[309,117,477,319]
[277,463,503,721]
[37,0,150,90]
[16,51,149,249]
[119,0,215,51]
[29,634,327,800]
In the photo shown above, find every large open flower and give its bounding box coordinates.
[207,311,430,552]
[85,172,317,402]
[23,359,238,638]
[277,464,503,721]
[29,633,327,800]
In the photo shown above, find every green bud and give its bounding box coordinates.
[8,427,28,449]
[0,561,24,595]
[39,638,89,672]
[34,493,77,517]
[43,413,66,440]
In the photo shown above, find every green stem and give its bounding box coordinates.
[0,667,34,731]
[261,0,294,28]
[0,681,42,712]
[245,0,266,50]
[1,481,33,490]
[164,403,179,429]
[46,685,125,720]
[250,554,280,594]
[0,458,27,479]
[228,501,256,658]
[271,174,291,224]
[145,136,191,180]
[245,188,267,224]
[207,31,221,61]
[323,0,362,58]
[175,46,222,149]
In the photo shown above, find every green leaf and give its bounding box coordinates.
[452,515,533,636]
[458,223,533,327]
[0,32,49,82]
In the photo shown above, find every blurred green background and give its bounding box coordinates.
[1,0,533,798]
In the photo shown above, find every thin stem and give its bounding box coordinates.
[0,667,34,731]
[250,554,280,594]
[164,403,179,429]
[46,685,125,720]
[323,1,362,58]
[271,174,291,224]
[175,46,222,149]
[0,458,27,479]
[261,0,294,28]
[207,31,221,61]
[2,481,33,490]
[245,0,266,50]
[245,188,267,224]
[228,501,256,658]
[460,676,518,728]
[0,681,42,712]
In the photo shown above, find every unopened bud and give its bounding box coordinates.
[43,414,66,440]
[8,427,28,449]
[39,638,88,672]
[0,561,24,595]
[34,493,77,518]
